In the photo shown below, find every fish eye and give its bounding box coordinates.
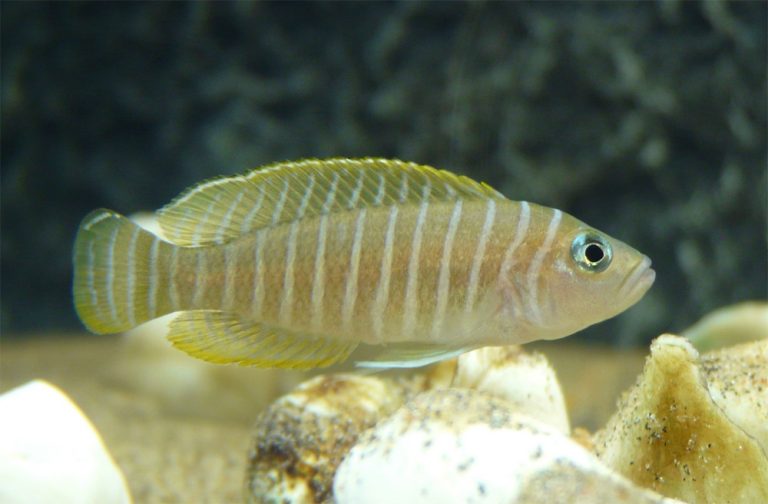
[571,232,613,272]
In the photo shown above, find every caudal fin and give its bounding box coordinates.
[73,209,175,334]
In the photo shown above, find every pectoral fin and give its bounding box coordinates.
[354,342,472,369]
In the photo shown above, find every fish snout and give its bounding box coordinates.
[619,256,655,302]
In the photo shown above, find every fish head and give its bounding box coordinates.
[530,217,655,339]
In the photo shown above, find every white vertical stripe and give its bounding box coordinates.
[83,212,113,322]
[310,214,329,329]
[496,201,532,324]
[419,179,432,202]
[342,209,367,329]
[222,245,237,310]
[215,192,244,242]
[192,250,206,308]
[402,186,431,336]
[347,169,366,209]
[499,201,531,278]
[83,211,112,230]
[465,199,496,313]
[335,168,350,203]
[373,173,387,205]
[147,238,160,317]
[270,178,291,225]
[444,181,457,198]
[125,225,140,327]
[168,245,180,310]
[431,200,463,339]
[87,240,97,313]
[191,194,222,245]
[295,174,316,218]
[371,206,398,342]
[104,225,120,323]
[309,173,340,326]
[526,208,562,325]
[251,230,266,317]
[279,221,301,324]
[322,172,341,214]
[398,171,409,202]
[501,273,525,321]
[240,184,267,233]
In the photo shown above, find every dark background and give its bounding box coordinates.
[2,1,766,345]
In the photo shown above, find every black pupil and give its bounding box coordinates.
[585,243,604,263]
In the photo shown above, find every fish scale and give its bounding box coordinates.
[209,198,520,344]
[72,158,655,369]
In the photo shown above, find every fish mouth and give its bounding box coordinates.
[619,256,656,303]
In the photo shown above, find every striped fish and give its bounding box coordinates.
[72,158,655,369]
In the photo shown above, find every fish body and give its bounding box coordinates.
[73,159,655,369]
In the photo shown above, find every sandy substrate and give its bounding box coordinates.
[1,334,644,503]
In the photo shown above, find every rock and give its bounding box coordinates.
[683,301,768,352]
[700,338,768,452]
[245,345,578,502]
[593,334,768,503]
[334,389,680,504]
[0,380,132,504]
[452,346,570,434]
[245,374,407,504]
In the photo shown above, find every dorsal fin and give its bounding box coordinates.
[158,158,504,246]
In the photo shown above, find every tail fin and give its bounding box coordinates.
[73,209,175,334]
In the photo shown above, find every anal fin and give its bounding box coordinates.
[168,311,357,370]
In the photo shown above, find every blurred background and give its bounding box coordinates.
[2,1,766,344]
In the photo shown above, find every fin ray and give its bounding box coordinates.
[73,210,175,334]
[158,158,504,246]
[168,310,358,370]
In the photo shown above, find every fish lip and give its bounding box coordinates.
[619,256,655,301]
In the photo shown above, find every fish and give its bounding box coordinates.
[72,158,655,369]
